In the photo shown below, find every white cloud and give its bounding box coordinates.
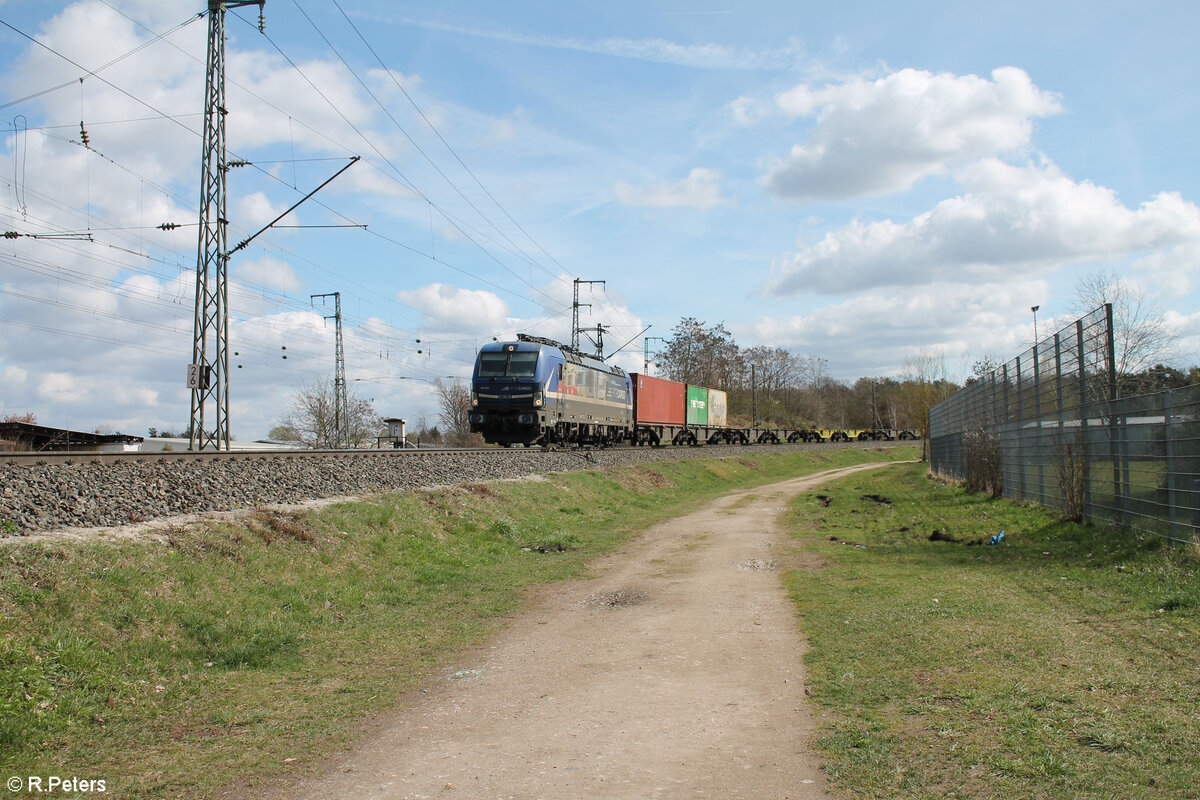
[398,20,806,70]
[768,159,1200,295]
[366,67,422,96]
[491,117,518,142]
[233,191,285,231]
[396,283,511,335]
[2,365,28,388]
[747,279,1050,378]
[228,50,383,154]
[614,168,724,211]
[37,372,85,403]
[1165,309,1200,365]
[729,96,764,126]
[1131,240,1200,295]
[763,67,1062,200]
[232,256,303,293]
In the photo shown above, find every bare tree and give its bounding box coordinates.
[779,357,835,428]
[1072,269,1178,379]
[656,317,742,389]
[279,376,381,448]
[434,379,482,446]
[742,346,802,395]
[346,396,382,447]
[733,346,803,425]
[897,349,958,460]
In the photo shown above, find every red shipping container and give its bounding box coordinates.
[631,373,686,426]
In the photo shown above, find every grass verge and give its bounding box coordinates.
[0,445,911,798]
[783,462,1200,799]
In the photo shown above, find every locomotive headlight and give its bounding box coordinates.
[533,391,543,407]
[471,392,478,407]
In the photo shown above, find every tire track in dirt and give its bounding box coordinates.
[282,461,902,799]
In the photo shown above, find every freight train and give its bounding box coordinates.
[468,334,917,448]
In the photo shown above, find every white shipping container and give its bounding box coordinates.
[708,388,728,427]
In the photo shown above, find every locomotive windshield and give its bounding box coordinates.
[478,350,539,377]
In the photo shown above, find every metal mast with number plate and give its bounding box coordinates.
[189,0,264,451]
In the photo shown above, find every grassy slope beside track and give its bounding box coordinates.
[784,462,1200,799]
[0,446,909,799]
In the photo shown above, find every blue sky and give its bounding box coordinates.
[2,0,1199,439]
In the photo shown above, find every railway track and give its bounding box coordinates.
[1,440,912,535]
[0,435,912,466]
[0,445,501,467]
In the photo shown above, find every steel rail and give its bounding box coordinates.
[0,438,909,467]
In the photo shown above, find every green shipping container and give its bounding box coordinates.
[686,385,709,426]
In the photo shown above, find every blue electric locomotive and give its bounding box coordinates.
[469,334,633,447]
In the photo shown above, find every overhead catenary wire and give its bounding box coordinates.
[0,112,483,345]
[0,11,204,111]
[1,12,570,323]
[307,0,570,288]
[245,14,565,311]
[1,219,486,378]
[0,185,469,363]
[328,0,574,287]
[0,6,570,325]
[0,17,208,140]
[0,5,615,413]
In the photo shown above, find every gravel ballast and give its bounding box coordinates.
[0,442,894,535]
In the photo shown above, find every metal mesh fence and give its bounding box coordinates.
[930,304,1200,545]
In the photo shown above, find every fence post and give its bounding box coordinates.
[1105,302,1124,525]
[1165,387,1177,540]
[1076,319,1091,521]
[1034,343,1043,506]
[1054,332,1065,513]
[1054,333,1065,425]
[1002,362,1012,500]
[1015,355,1026,500]
[992,367,1000,428]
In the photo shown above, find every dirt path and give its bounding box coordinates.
[283,462,895,800]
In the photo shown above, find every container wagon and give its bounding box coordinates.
[471,337,918,448]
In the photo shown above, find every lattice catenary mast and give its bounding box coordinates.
[188,1,264,451]
[312,292,348,449]
[571,278,603,353]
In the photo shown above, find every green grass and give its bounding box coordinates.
[0,445,912,799]
[783,463,1200,799]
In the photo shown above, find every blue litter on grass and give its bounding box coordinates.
[988,530,1005,546]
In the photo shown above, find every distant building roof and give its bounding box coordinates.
[138,437,308,452]
[0,422,144,452]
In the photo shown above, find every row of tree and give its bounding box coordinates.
[652,317,955,441]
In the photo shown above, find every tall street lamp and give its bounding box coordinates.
[1031,305,1040,345]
